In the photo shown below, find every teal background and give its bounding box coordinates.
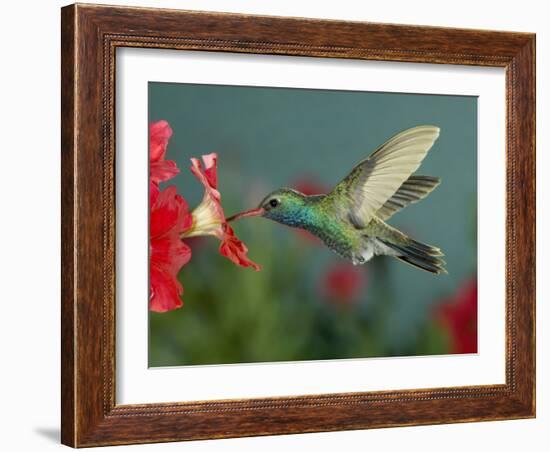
[148,82,477,367]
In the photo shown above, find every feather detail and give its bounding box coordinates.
[376,175,441,220]
[331,125,440,227]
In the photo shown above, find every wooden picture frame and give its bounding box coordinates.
[61,3,535,447]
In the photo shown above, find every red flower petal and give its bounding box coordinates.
[150,181,160,206]
[149,185,193,312]
[151,234,192,276]
[150,120,173,162]
[219,224,260,271]
[190,154,221,202]
[150,264,183,312]
[150,159,180,185]
[150,120,179,184]
[150,186,192,238]
[202,153,218,188]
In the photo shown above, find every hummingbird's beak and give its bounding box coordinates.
[226,207,265,223]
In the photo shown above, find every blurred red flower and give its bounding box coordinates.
[294,177,328,197]
[149,186,193,312]
[150,120,179,186]
[436,278,478,354]
[323,262,366,305]
[184,153,260,271]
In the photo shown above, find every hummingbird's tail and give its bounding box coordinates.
[379,236,447,275]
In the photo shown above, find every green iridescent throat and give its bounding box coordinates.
[266,195,322,228]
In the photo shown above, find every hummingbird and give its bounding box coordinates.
[228,125,446,274]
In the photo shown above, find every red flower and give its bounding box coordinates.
[148,120,261,312]
[149,186,193,312]
[219,224,260,271]
[184,153,260,271]
[323,262,366,305]
[436,278,478,354]
[294,177,328,196]
[150,120,179,186]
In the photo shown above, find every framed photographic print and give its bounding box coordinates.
[61,3,535,447]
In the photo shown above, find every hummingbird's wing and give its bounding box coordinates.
[376,175,441,221]
[332,125,440,228]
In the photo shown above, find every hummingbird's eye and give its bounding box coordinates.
[269,199,279,208]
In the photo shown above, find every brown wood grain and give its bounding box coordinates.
[60,5,76,446]
[61,3,536,447]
